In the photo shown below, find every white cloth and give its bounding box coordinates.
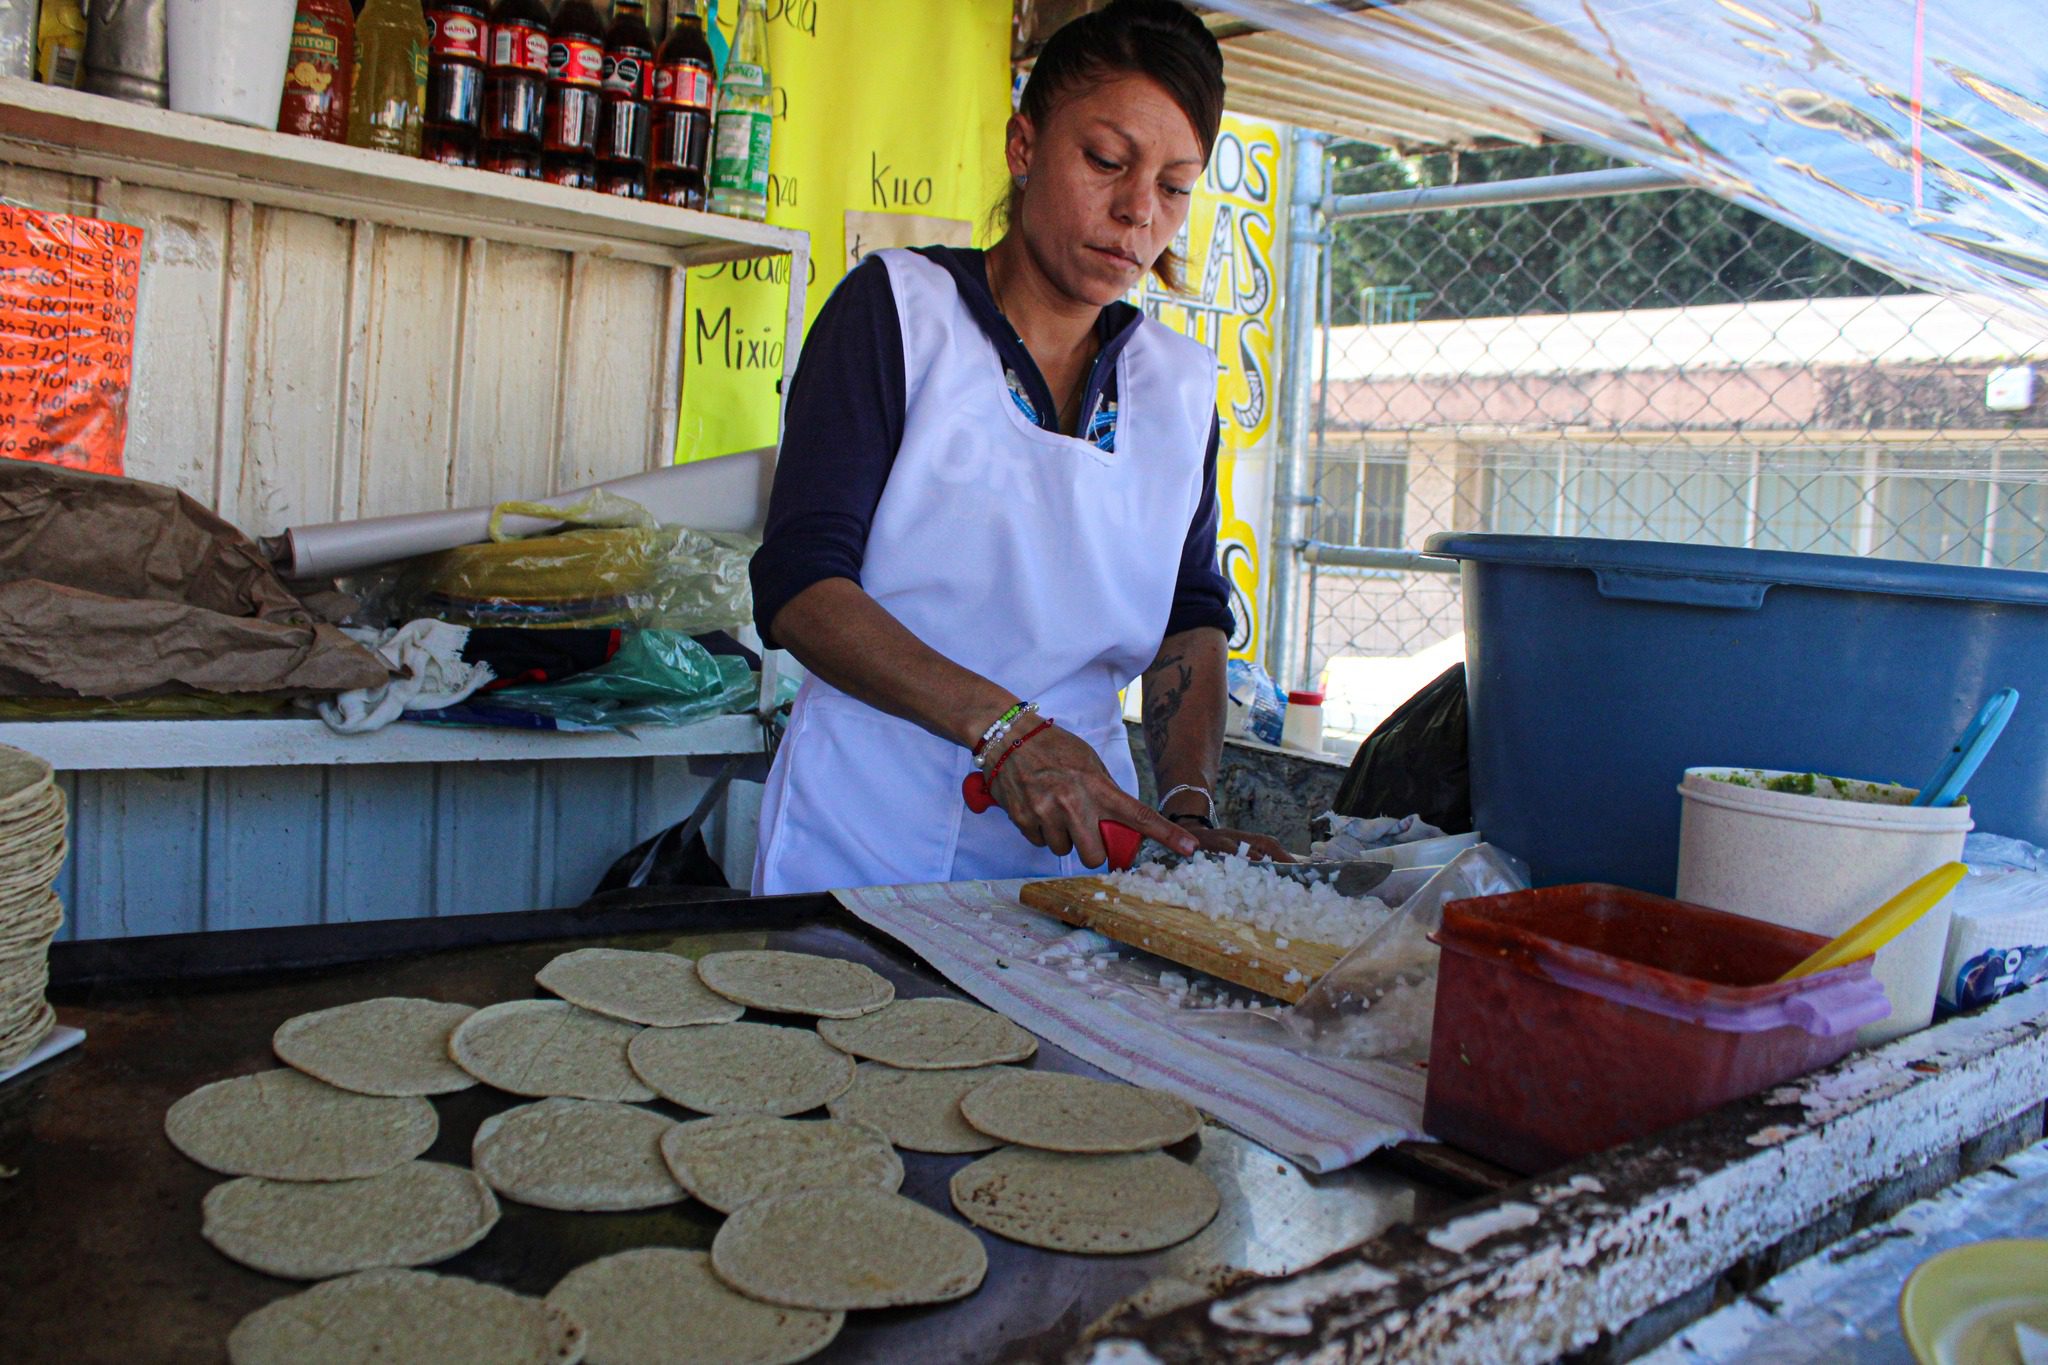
[833,880,1424,1172]
[316,620,494,734]
[756,249,1218,893]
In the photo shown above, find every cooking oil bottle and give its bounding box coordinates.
[349,0,431,156]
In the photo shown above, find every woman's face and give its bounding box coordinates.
[1008,72,1206,308]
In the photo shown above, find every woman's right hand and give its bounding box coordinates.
[987,723,1197,867]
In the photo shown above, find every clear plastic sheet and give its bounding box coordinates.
[1186,843,1531,1065]
[1201,0,2048,327]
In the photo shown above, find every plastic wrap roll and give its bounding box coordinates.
[274,448,775,579]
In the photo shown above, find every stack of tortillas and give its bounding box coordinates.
[0,745,66,1070]
[160,945,1222,1364]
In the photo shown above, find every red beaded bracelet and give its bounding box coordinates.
[986,719,1054,787]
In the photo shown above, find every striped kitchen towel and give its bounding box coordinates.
[832,879,1424,1172]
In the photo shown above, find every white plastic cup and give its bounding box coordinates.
[166,0,296,128]
[1675,767,1972,1047]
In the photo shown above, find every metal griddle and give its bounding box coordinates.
[0,890,1458,1365]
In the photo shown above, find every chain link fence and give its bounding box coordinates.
[1301,144,2048,747]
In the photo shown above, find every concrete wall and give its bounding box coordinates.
[1126,722,1348,853]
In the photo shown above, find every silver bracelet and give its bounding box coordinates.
[1158,783,1217,827]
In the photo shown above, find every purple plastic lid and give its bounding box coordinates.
[1537,956,1892,1037]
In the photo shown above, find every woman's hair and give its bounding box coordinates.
[1001,0,1226,290]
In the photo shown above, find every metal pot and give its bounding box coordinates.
[83,0,170,107]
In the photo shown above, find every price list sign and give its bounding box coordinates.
[0,204,144,476]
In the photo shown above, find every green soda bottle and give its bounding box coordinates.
[348,0,430,156]
[707,0,772,220]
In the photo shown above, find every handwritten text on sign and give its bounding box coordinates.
[0,205,144,477]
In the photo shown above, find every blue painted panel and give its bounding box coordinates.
[434,762,543,917]
[59,757,739,939]
[203,767,326,932]
[69,769,207,939]
[51,772,76,942]
[544,759,641,909]
[325,765,436,923]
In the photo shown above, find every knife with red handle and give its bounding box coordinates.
[960,772,1143,872]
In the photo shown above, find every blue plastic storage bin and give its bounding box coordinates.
[1424,533,2048,893]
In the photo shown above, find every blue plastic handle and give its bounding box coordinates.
[1915,688,2020,808]
[1593,569,1769,610]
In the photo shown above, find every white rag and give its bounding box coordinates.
[317,620,495,734]
[832,879,1424,1172]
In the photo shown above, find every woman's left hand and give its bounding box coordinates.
[1173,820,1296,863]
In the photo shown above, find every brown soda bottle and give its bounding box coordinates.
[480,0,549,177]
[422,0,487,166]
[594,0,652,198]
[648,0,715,210]
[540,0,604,189]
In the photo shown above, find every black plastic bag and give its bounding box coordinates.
[1332,663,1472,834]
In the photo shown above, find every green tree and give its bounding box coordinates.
[1326,143,1907,322]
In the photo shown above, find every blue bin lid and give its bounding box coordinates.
[1423,533,2048,607]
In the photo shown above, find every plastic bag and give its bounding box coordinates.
[1333,662,1470,834]
[1937,832,2048,1013]
[1226,657,1286,745]
[1186,842,1530,1064]
[349,487,757,634]
[475,630,756,730]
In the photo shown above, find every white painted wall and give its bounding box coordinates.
[0,163,685,535]
[0,161,757,937]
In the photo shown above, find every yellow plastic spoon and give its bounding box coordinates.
[1776,862,1969,983]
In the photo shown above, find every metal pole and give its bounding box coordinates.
[1323,166,1686,221]
[1301,542,1461,573]
[1265,125,1327,689]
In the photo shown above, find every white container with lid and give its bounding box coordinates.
[166,0,295,127]
[1675,766,1972,1046]
[1281,690,1324,754]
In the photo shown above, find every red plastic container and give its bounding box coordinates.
[1423,884,1890,1173]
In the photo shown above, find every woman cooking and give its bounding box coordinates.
[750,0,1288,895]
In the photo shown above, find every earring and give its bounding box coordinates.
[1015,174,1029,188]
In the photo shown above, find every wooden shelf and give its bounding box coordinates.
[0,78,806,270]
[0,713,768,771]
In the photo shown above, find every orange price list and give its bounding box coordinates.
[0,203,144,475]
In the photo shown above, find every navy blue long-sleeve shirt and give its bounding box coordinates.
[750,246,1235,652]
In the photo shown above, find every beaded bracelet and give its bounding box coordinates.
[974,701,1041,771]
[986,719,1054,787]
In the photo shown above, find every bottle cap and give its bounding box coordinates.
[1287,690,1325,706]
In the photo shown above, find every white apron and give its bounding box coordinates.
[754,249,1218,894]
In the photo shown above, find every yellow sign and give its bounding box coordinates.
[676,0,1012,462]
[1133,113,1285,660]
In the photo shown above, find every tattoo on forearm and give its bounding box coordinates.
[1143,653,1194,770]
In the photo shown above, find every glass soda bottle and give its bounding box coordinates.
[480,0,549,177]
[278,0,355,142]
[347,0,429,156]
[422,0,487,166]
[540,0,604,189]
[648,1,715,210]
[594,0,652,198]
[707,0,772,219]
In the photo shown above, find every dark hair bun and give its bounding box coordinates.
[1024,0,1226,157]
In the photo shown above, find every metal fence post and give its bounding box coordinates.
[1264,125,1328,689]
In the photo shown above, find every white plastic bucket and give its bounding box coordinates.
[1675,767,1972,1047]
[166,0,295,127]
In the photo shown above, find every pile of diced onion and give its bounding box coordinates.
[1105,851,1392,948]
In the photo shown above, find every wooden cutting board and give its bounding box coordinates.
[1017,876,1347,1003]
